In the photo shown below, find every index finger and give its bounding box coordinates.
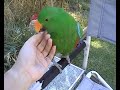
[26,32,45,46]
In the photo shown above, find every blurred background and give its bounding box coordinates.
[4,0,116,89]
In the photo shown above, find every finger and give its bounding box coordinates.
[41,31,47,35]
[37,34,51,52]
[47,46,56,63]
[42,38,52,57]
[26,32,44,46]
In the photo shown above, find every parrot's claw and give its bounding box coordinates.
[66,55,71,65]
[29,80,43,90]
[55,53,62,58]
[52,56,62,73]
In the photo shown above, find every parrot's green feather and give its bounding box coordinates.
[38,6,83,56]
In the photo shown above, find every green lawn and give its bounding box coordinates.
[72,37,116,90]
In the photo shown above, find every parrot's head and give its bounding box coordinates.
[31,6,64,33]
[30,13,45,33]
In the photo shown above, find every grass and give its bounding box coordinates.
[4,0,116,90]
[72,38,116,90]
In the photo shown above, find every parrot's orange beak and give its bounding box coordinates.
[34,20,43,33]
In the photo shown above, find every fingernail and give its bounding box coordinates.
[48,38,52,42]
[50,38,52,42]
[54,45,56,48]
[40,31,44,34]
[47,34,51,38]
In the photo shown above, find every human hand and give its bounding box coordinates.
[9,32,56,85]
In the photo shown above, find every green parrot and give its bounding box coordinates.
[31,6,84,56]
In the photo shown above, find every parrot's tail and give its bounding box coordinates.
[74,37,80,48]
[74,26,87,48]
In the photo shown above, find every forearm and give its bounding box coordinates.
[4,66,32,90]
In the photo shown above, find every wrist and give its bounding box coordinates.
[6,66,33,90]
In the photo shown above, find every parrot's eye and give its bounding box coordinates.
[45,18,48,21]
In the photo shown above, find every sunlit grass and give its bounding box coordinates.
[72,37,116,90]
[91,39,103,48]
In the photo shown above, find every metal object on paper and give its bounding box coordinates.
[43,64,84,90]
[29,64,84,90]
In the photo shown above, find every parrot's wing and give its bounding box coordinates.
[77,22,83,38]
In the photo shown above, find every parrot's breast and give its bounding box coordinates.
[38,6,80,56]
[46,21,78,56]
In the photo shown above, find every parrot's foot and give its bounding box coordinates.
[52,56,62,73]
[66,55,71,65]
[55,53,62,58]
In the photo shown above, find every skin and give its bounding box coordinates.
[4,32,56,90]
